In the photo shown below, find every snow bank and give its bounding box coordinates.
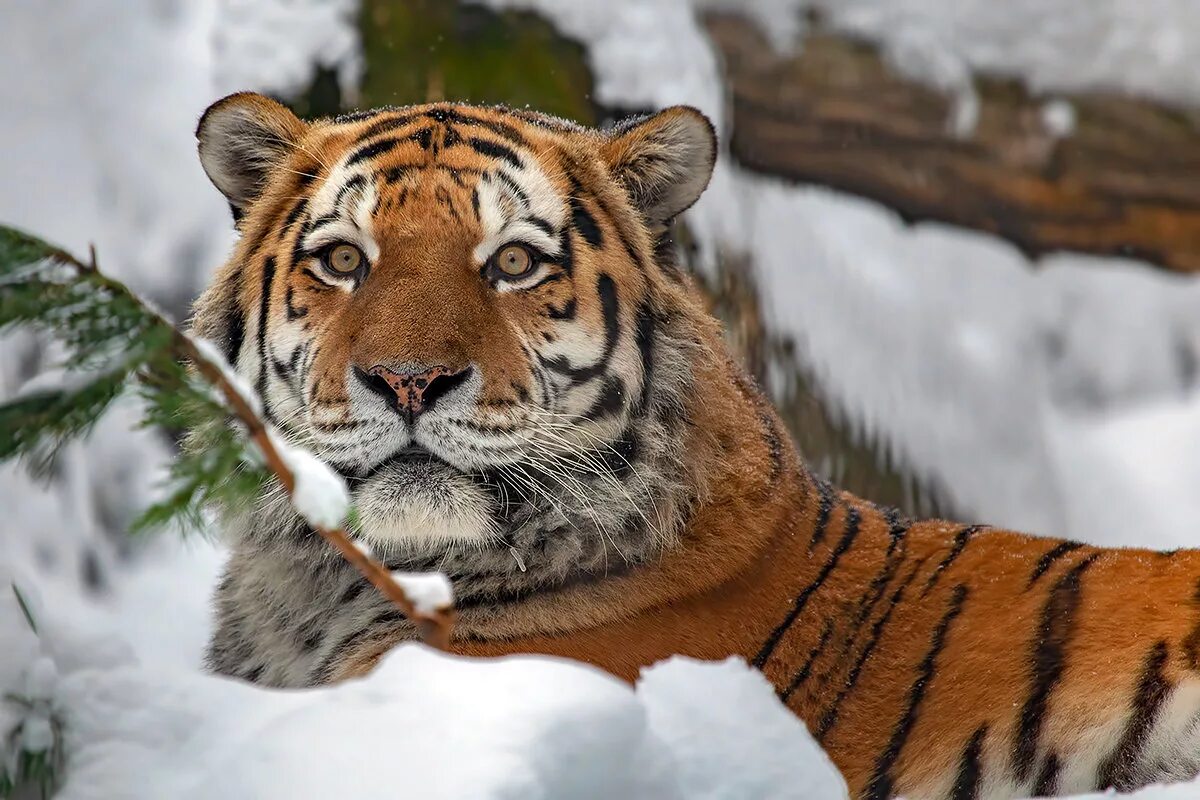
[640,657,848,799]
[1,582,836,800]
[803,0,1200,115]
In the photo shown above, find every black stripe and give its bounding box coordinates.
[864,583,969,800]
[951,725,988,800]
[582,376,626,420]
[1032,753,1059,797]
[346,137,399,167]
[528,215,555,236]
[470,187,480,221]
[814,556,926,740]
[634,303,655,411]
[752,505,862,670]
[542,274,619,383]
[524,272,563,291]
[288,343,305,375]
[841,514,907,656]
[282,198,309,233]
[781,618,835,701]
[556,221,575,277]
[1097,640,1171,790]
[333,175,367,209]
[495,170,530,209]
[1028,541,1085,587]
[597,429,639,480]
[1013,553,1101,782]
[883,506,910,556]
[410,127,433,150]
[436,108,529,146]
[285,286,308,321]
[338,577,367,604]
[216,274,246,367]
[807,478,837,551]
[306,213,339,233]
[255,256,277,404]
[271,356,293,384]
[923,525,983,598]
[548,298,577,321]
[759,409,784,483]
[570,197,603,248]
[572,174,649,272]
[435,186,461,222]
[384,165,422,184]
[468,137,521,168]
[354,112,419,142]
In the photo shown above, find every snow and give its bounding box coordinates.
[1040,99,1077,138]
[269,430,351,530]
[639,657,848,799]
[803,0,1200,114]
[391,572,455,614]
[6,0,1200,798]
[2,574,832,799]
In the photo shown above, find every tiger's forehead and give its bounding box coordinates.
[298,104,583,263]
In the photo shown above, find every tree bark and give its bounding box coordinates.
[707,14,1200,272]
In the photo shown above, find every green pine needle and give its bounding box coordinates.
[10,583,37,634]
[0,223,269,532]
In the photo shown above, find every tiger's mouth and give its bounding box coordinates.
[382,444,448,468]
[350,444,455,482]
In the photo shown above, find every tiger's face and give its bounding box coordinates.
[192,93,715,570]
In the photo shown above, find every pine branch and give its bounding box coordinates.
[0,224,455,650]
[176,333,456,649]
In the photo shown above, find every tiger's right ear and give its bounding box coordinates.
[196,92,306,220]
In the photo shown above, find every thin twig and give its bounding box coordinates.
[54,248,457,650]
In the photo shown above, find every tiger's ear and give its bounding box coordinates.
[196,92,306,219]
[601,106,717,226]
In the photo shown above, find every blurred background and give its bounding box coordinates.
[4,0,1200,667]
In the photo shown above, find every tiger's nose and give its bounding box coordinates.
[355,364,472,424]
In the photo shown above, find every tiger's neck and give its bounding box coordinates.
[323,327,913,685]
[434,349,907,667]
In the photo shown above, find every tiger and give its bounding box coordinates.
[190,91,1200,800]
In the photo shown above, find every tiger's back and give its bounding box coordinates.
[190,92,1200,799]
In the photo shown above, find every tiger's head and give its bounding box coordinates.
[191,93,720,597]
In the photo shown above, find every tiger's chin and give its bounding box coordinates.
[352,456,498,551]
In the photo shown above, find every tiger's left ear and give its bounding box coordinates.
[196,92,307,220]
[601,106,717,226]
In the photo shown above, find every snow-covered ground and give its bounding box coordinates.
[6,0,1200,796]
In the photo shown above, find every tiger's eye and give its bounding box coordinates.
[326,243,363,274]
[496,244,534,277]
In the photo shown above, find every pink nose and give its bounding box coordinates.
[360,364,471,423]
